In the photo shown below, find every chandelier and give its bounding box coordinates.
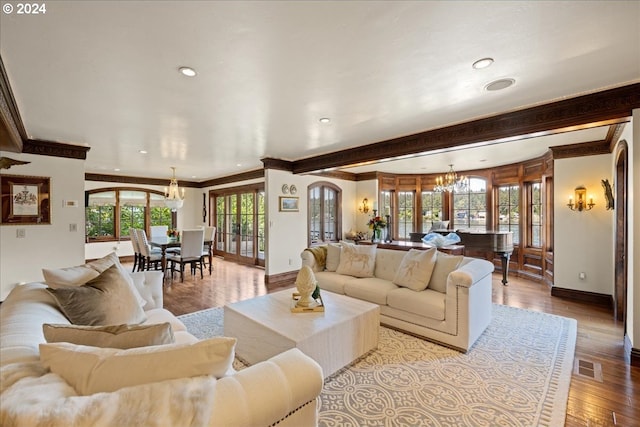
[164,167,185,212]
[434,164,469,193]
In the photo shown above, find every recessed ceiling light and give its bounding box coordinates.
[178,66,197,77]
[191,175,197,179]
[319,117,331,123]
[139,150,147,154]
[114,168,120,172]
[472,57,494,69]
[236,163,242,167]
[485,78,515,91]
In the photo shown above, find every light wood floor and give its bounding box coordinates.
[137,257,639,427]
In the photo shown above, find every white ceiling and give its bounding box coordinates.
[1,1,639,181]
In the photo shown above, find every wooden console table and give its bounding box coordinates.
[356,240,464,255]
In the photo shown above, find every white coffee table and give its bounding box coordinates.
[224,289,379,378]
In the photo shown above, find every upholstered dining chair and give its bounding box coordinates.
[168,228,205,282]
[135,228,163,271]
[129,228,142,272]
[202,226,216,274]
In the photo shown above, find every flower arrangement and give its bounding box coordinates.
[367,216,387,229]
[167,229,180,238]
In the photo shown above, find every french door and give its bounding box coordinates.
[212,185,265,267]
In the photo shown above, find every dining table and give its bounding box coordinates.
[149,235,213,276]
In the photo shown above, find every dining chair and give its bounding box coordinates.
[129,228,142,272]
[135,228,163,271]
[150,225,168,240]
[168,228,205,282]
[202,226,216,274]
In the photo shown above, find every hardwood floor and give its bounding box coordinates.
[135,257,639,427]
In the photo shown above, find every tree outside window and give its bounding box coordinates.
[308,182,341,246]
[421,191,443,232]
[452,178,487,231]
[529,182,542,247]
[497,185,520,244]
[396,191,414,239]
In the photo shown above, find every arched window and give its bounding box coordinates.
[308,182,342,246]
[85,187,175,241]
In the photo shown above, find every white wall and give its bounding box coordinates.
[553,154,614,294]
[265,169,356,275]
[1,152,86,299]
[355,179,378,237]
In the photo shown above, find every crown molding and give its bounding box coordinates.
[198,169,264,188]
[0,54,25,152]
[85,173,199,187]
[549,139,611,159]
[23,139,90,159]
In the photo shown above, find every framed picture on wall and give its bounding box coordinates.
[279,196,299,212]
[0,175,51,225]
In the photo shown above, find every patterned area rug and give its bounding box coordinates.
[178,304,577,427]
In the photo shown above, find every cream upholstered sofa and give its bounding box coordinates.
[301,243,494,352]
[0,255,323,427]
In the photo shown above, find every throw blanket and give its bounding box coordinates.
[0,362,217,427]
[304,246,327,270]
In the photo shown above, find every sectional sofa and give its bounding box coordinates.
[0,254,323,426]
[301,243,494,352]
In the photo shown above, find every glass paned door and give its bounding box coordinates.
[212,188,264,266]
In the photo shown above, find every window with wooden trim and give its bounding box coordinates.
[85,188,174,241]
[421,191,443,232]
[452,178,487,231]
[529,182,542,248]
[396,191,414,239]
[497,184,520,244]
[308,182,341,245]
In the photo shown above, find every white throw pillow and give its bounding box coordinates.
[336,242,376,278]
[325,243,342,272]
[40,337,237,395]
[43,252,147,308]
[393,248,437,291]
[428,251,464,293]
[43,323,175,349]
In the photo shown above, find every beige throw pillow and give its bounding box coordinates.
[46,264,147,326]
[325,243,342,272]
[393,248,437,291]
[336,242,376,278]
[43,252,147,309]
[428,251,464,293]
[40,337,237,395]
[43,323,175,349]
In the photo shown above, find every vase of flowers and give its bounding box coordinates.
[167,229,180,242]
[367,215,386,243]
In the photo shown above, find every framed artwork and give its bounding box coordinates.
[1,175,51,225]
[279,196,299,212]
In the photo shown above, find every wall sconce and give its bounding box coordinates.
[567,186,595,212]
[358,198,370,214]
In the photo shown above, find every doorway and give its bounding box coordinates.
[212,184,265,267]
[614,141,628,327]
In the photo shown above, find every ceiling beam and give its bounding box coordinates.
[291,83,640,174]
[0,54,25,152]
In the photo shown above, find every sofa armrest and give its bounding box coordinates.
[301,249,322,272]
[129,271,164,309]
[447,258,494,289]
[211,348,323,426]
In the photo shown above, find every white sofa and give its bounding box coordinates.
[301,245,494,352]
[0,270,323,427]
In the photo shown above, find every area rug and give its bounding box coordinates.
[178,304,577,427]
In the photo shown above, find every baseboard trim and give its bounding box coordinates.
[265,270,297,291]
[550,286,613,308]
[627,334,640,367]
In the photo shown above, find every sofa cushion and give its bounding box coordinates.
[344,277,398,305]
[39,336,237,395]
[43,322,175,349]
[374,249,409,281]
[325,243,342,272]
[336,242,376,278]
[393,248,437,291]
[387,287,446,321]
[46,264,147,326]
[428,251,464,293]
[43,252,147,309]
[313,271,353,294]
